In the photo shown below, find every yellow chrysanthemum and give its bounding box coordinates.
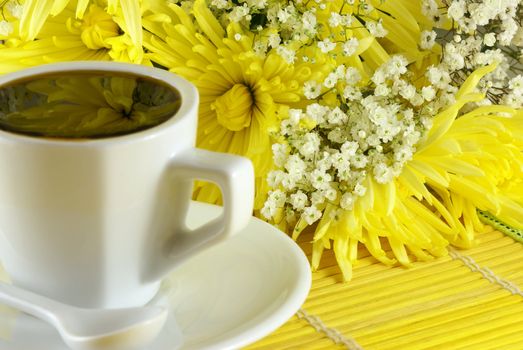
[16,0,142,50]
[0,0,148,69]
[290,65,523,281]
[143,0,326,207]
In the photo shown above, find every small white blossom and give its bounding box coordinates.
[246,0,267,8]
[302,206,322,225]
[211,0,229,9]
[374,84,390,97]
[512,27,523,46]
[306,103,329,122]
[329,12,343,28]
[421,86,436,101]
[276,46,296,64]
[447,1,466,21]
[399,83,416,100]
[343,86,362,101]
[420,30,437,50]
[509,75,523,96]
[366,20,388,38]
[353,183,367,197]
[323,187,337,201]
[323,72,339,88]
[299,132,321,159]
[326,107,347,125]
[344,67,361,85]
[342,37,359,56]
[303,81,322,99]
[318,38,336,53]
[228,5,249,22]
[483,33,496,47]
[374,163,394,184]
[290,191,308,210]
[309,169,332,190]
[285,155,307,177]
[272,143,289,167]
[267,170,285,187]
[340,193,355,210]
[268,33,281,48]
[302,11,317,33]
[261,189,286,219]
[277,7,292,23]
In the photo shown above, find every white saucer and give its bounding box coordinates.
[0,201,311,350]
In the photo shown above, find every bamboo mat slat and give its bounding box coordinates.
[246,226,523,350]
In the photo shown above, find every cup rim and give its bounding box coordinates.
[0,61,198,147]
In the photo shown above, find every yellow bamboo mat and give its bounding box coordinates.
[246,226,523,350]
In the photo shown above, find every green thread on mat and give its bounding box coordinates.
[477,210,523,243]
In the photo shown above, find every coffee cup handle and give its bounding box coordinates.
[149,148,254,280]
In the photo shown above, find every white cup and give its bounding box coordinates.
[0,62,254,308]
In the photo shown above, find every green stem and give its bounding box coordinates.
[477,210,523,244]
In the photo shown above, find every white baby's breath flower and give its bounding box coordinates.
[272,143,289,167]
[302,10,317,33]
[327,107,347,125]
[288,109,302,125]
[353,183,366,197]
[323,72,339,88]
[323,187,338,201]
[366,20,388,37]
[340,192,355,210]
[285,154,307,177]
[302,206,322,225]
[512,27,523,46]
[303,81,322,99]
[267,170,285,187]
[306,103,329,122]
[420,30,437,50]
[276,46,296,64]
[371,70,386,85]
[299,132,321,159]
[387,55,408,76]
[334,65,346,78]
[374,163,394,184]
[483,32,496,47]
[290,191,308,210]
[268,33,281,48]
[509,75,523,96]
[329,12,343,28]
[318,38,336,53]
[309,169,332,190]
[344,67,361,85]
[421,86,436,101]
[374,84,390,97]
[261,189,286,219]
[343,86,362,101]
[277,7,292,23]
[246,0,267,9]
[342,37,359,56]
[399,83,416,100]
[228,5,249,22]
[447,0,466,21]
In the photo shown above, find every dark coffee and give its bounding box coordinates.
[0,72,181,139]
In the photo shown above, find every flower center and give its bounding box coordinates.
[212,84,253,131]
[80,5,120,50]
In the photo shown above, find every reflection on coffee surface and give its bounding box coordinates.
[0,73,181,139]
